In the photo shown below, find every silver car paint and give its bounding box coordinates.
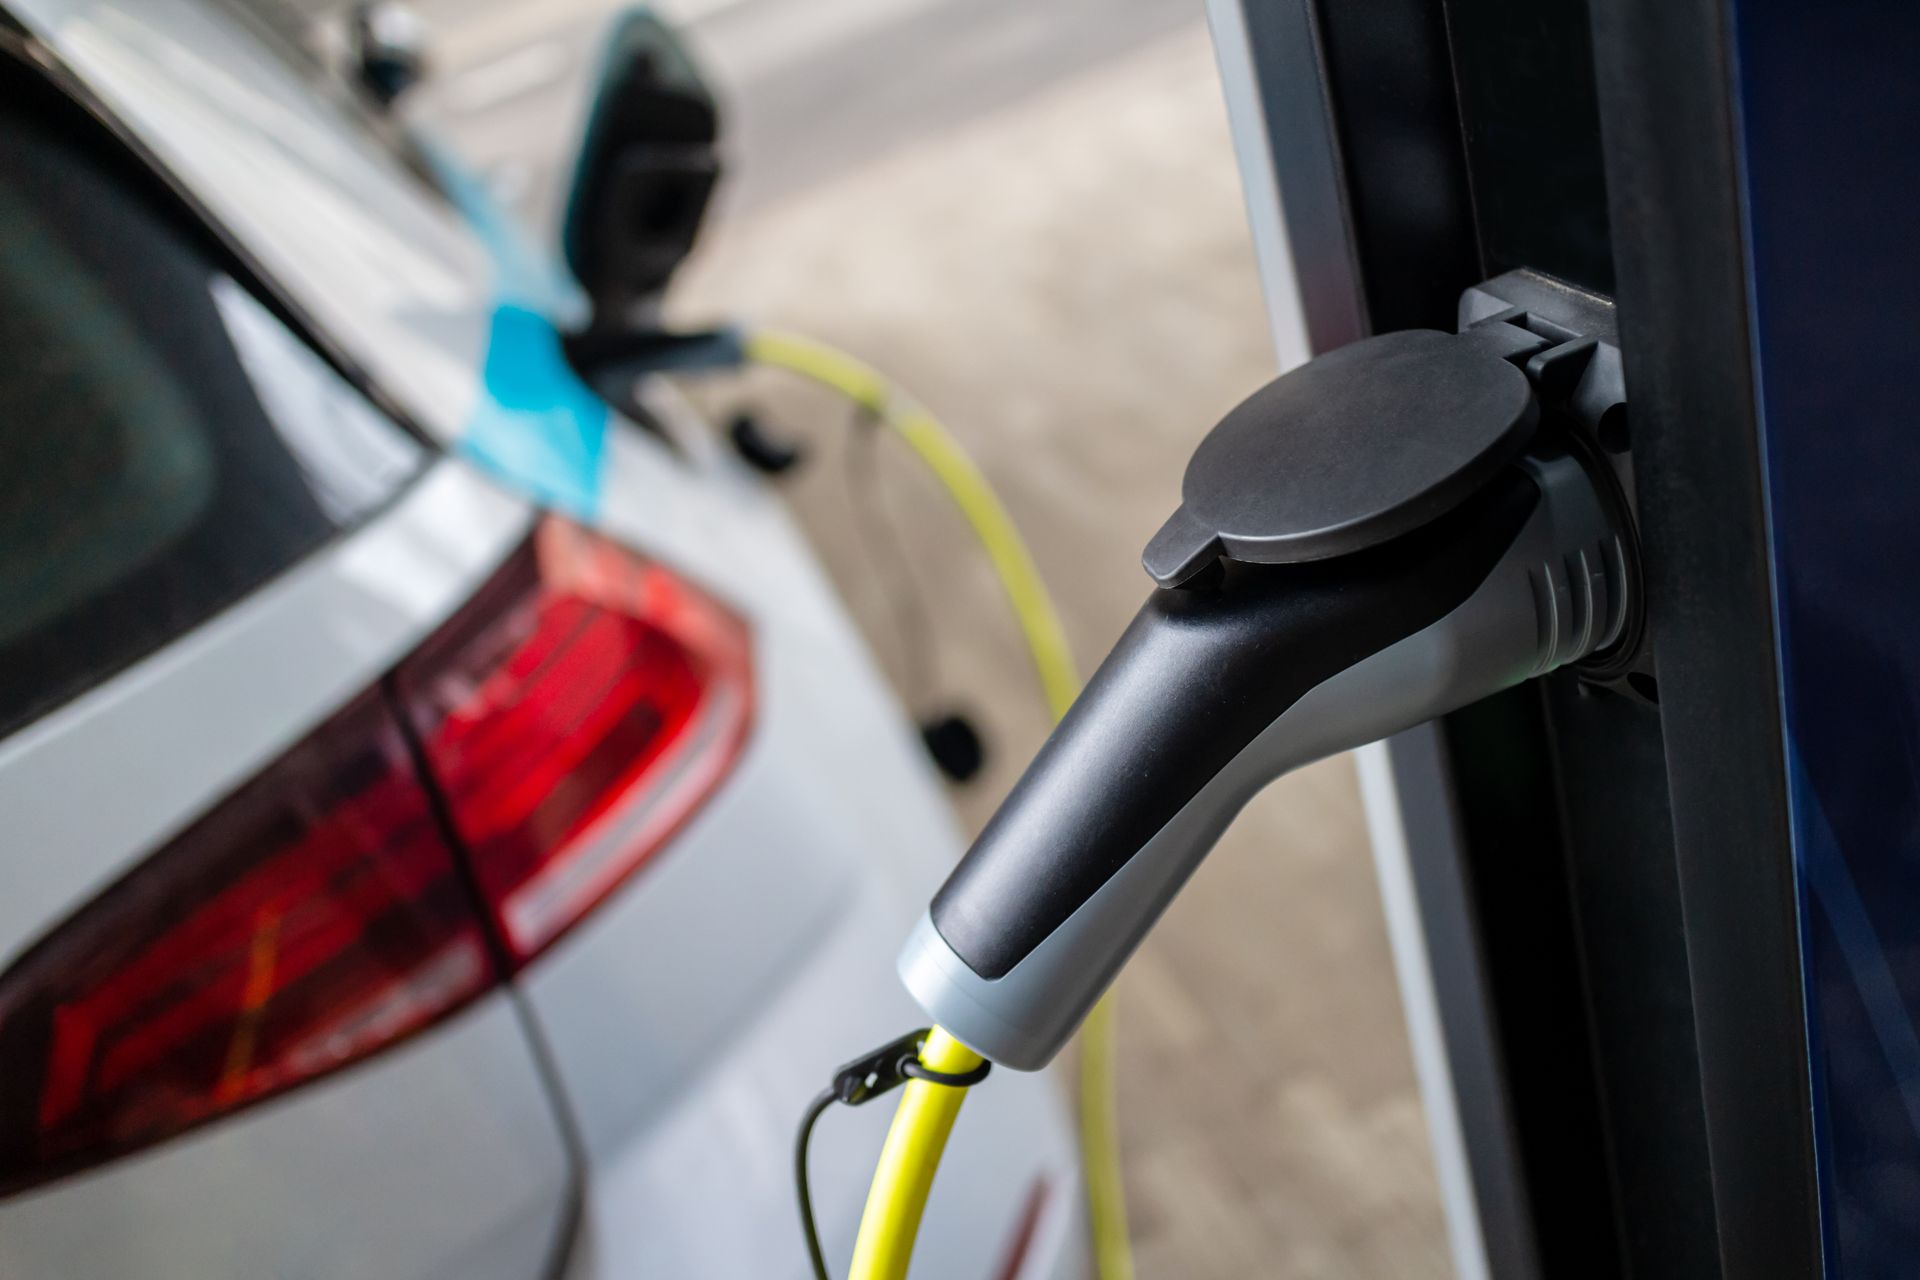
[0,460,570,1280]
[0,461,529,960]
[2,1,1087,1276]
[0,1001,571,1280]
[20,0,494,445]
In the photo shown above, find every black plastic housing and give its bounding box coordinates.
[932,471,1539,978]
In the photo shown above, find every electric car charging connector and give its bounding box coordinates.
[868,284,1644,1279]
[902,438,1629,1070]
[611,276,1642,1279]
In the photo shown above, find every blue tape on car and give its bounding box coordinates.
[422,141,607,516]
[464,303,609,517]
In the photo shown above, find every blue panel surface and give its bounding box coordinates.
[1730,1,1920,1271]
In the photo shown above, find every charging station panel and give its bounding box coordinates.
[1211,0,1839,1275]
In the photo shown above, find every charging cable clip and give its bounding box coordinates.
[796,1028,991,1277]
[831,1028,991,1107]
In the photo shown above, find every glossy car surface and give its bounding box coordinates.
[0,2,1086,1275]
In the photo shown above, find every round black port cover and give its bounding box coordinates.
[1143,329,1538,585]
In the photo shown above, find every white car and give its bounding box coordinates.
[0,1,1086,1276]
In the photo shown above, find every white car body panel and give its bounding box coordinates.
[0,998,571,1280]
[0,456,566,1280]
[0,461,529,954]
[17,0,494,446]
[0,1,1088,1277]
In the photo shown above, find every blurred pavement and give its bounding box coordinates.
[411,0,1203,226]
[416,3,1453,1275]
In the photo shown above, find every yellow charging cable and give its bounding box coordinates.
[843,1028,986,1278]
[743,330,1079,719]
[1076,998,1130,1280]
[744,329,1133,1280]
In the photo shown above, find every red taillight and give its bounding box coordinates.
[397,516,753,967]
[0,518,750,1195]
[0,694,493,1197]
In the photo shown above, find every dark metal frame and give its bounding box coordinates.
[1215,0,1822,1274]
[1586,0,1821,1272]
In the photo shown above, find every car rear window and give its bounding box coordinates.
[0,83,427,741]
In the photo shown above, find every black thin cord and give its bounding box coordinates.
[791,1035,992,1278]
[843,405,940,707]
[796,1086,837,1280]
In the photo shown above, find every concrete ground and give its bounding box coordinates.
[416,4,1452,1275]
